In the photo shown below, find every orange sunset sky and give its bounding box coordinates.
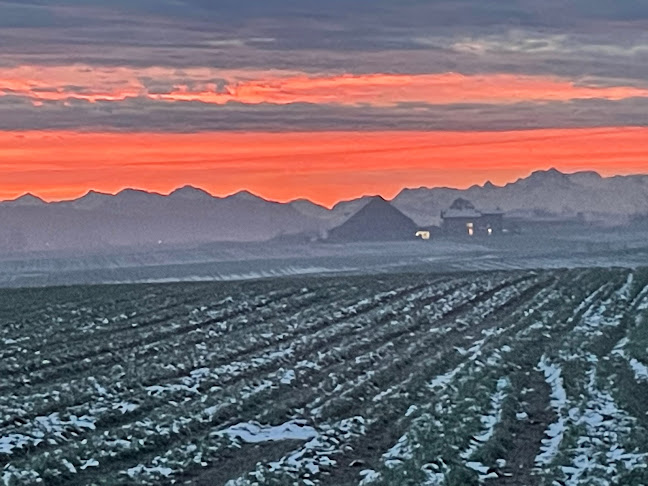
[1,1,647,205]
[2,128,647,207]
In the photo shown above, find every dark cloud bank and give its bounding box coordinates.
[1,1,648,132]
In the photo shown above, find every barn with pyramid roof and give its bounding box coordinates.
[326,196,418,242]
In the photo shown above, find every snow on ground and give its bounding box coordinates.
[559,369,647,485]
[0,413,96,456]
[103,265,353,286]
[428,338,490,390]
[112,401,139,414]
[265,416,366,476]
[279,369,296,385]
[534,274,648,483]
[216,421,318,444]
[0,434,35,455]
[359,469,382,485]
[1,465,41,485]
[460,378,510,483]
[628,359,648,382]
[461,378,510,459]
[535,357,568,467]
[127,464,174,479]
[3,268,646,486]
[146,348,294,399]
[224,416,367,484]
[383,434,415,468]
[421,463,448,486]
[612,340,648,383]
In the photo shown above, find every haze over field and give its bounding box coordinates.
[1,169,648,254]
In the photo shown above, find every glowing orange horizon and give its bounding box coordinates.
[2,66,648,106]
[1,128,647,207]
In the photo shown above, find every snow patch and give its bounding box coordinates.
[217,421,317,444]
[559,369,647,485]
[629,359,648,382]
[279,369,296,385]
[359,469,382,485]
[535,357,568,467]
[460,378,510,481]
[383,434,414,468]
[127,464,173,478]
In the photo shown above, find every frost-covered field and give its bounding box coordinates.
[1,268,648,485]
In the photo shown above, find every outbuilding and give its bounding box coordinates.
[441,198,504,236]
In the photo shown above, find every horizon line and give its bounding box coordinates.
[3,167,647,209]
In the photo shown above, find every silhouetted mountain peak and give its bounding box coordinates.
[517,168,572,189]
[528,168,568,180]
[228,190,267,202]
[169,185,213,200]
[4,193,47,207]
[363,195,390,205]
[66,190,113,209]
[116,188,161,198]
[77,190,112,200]
[290,198,322,207]
[83,190,107,197]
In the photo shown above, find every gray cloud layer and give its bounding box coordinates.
[2,1,648,131]
[1,1,648,77]
[1,96,647,132]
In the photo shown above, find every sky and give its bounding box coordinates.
[1,1,647,206]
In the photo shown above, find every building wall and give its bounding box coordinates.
[479,214,504,234]
[442,214,504,236]
[443,217,476,236]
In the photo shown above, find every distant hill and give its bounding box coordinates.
[2,194,47,208]
[1,169,648,253]
[0,187,323,253]
[326,196,418,242]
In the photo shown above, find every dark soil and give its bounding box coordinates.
[492,370,556,486]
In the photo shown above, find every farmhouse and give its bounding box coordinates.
[441,198,504,236]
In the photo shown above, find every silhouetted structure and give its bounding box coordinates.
[327,196,418,241]
[441,198,504,236]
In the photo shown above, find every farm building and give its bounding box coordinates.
[441,198,504,236]
[326,196,419,242]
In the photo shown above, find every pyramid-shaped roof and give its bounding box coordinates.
[327,196,418,241]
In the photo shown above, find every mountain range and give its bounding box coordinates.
[1,169,648,253]
[393,169,648,225]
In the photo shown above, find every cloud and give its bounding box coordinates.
[3,66,648,106]
[1,1,648,135]
[1,95,648,132]
[1,1,648,82]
